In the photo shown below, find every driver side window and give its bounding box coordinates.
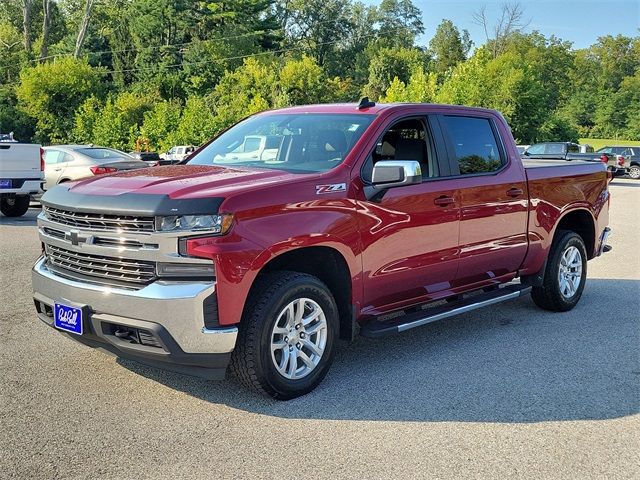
[363,118,439,183]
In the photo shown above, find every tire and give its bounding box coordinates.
[230,271,339,400]
[0,195,30,217]
[628,164,640,180]
[531,230,587,312]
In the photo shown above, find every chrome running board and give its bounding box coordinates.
[360,284,532,338]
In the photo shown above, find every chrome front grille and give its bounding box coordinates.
[44,244,156,288]
[43,206,155,233]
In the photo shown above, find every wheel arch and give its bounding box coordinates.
[554,208,596,260]
[250,245,356,342]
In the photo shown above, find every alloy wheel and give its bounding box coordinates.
[558,246,582,298]
[270,298,328,380]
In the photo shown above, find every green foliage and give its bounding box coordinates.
[429,19,472,77]
[1,0,638,148]
[16,57,104,143]
[73,92,155,149]
[0,20,25,84]
[364,46,427,100]
[381,69,438,103]
[140,100,183,151]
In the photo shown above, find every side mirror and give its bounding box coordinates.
[365,160,422,199]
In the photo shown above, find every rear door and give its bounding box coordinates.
[437,113,528,288]
[43,149,65,189]
[358,114,461,314]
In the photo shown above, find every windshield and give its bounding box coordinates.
[187,113,375,173]
[77,148,133,160]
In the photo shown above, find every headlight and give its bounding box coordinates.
[157,214,233,233]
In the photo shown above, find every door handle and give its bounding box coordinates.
[506,188,523,198]
[53,168,62,172]
[434,195,455,206]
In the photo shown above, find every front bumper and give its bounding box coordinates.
[32,257,237,379]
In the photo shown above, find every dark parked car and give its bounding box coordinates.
[130,151,162,166]
[596,146,640,179]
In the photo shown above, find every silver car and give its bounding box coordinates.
[43,145,149,191]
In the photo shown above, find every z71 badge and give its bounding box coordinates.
[315,183,346,194]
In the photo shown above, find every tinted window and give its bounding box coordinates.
[76,148,131,159]
[442,116,503,175]
[567,144,579,153]
[189,113,375,173]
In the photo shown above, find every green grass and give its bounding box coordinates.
[579,138,639,150]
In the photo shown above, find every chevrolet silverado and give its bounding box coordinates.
[32,101,611,399]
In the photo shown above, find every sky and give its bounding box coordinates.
[364,0,639,49]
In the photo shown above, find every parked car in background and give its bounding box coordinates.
[577,144,594,153]
[0,132,43,217]
[33,102,611,399]
[213,134,281,164]
[161,145,196,163]
[516,145,530,155]
[596,146,640,179]
[524,141,622,174]
[130,151,162,166]
[43,146,149,191]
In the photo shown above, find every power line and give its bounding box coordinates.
[101,32,378,76]
[31,17,353,64]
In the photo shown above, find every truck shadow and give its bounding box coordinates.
[118,278,640,423]
[0,207,40,226]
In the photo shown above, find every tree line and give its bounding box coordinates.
[0,0,638,152]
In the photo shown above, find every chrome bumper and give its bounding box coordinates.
[32,256,237,354]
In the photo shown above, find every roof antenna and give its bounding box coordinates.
[357,96,375,110]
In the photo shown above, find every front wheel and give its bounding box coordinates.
[230,271,339,400]
[531,230,587,312]
[0,195,30,217]
[628,164,640,180]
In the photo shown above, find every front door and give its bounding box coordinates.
[357,116,461,316]
[437,114,528,288]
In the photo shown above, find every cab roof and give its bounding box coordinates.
[259,102,501,117]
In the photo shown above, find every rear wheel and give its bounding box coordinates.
[0,195,30,217]
[531,230,587,312]
[628,164,640,180]
[230,271,339,400]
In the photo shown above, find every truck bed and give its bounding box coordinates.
[522,158,596,168]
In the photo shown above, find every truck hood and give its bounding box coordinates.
[67,164,298,197]
[41,165,306,216]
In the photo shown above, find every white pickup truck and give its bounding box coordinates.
[0,133,43,217]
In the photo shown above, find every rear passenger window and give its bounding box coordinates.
[442,116,504,175]
[44,150,61,164]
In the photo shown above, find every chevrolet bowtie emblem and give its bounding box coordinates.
[65,229,85,246]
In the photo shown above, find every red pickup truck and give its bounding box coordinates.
[32,101,611,399]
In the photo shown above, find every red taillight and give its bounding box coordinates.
[600,154,608,164]
[40,147,44,171]
[90,166,118,175]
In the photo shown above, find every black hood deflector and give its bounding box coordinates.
[41,186,224,216]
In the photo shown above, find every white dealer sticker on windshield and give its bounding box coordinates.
[316,183,346,194]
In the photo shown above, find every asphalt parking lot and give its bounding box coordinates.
[1,179,638,479]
